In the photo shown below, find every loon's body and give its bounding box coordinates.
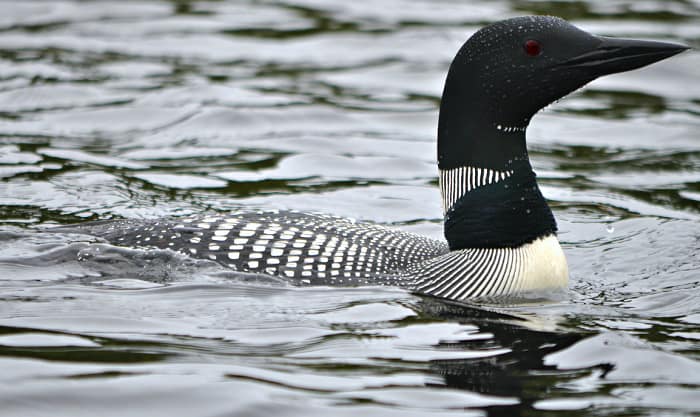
[59,16,687,301]
[68,165,568,299]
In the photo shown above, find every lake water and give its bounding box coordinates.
[0,1,699,416]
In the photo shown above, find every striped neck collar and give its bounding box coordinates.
[439,159,558,250]
[439,165,514,215]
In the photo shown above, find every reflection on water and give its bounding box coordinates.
[0,1,699,416]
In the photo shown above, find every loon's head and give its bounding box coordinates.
[438,15,689,169]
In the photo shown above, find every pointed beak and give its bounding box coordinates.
[560,36,690,76]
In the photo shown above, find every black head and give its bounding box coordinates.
[438,15,689,170]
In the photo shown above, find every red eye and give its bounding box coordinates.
[524,39,541,56]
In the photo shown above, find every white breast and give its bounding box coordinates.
[512,234,569,293]
[410,234,568,300]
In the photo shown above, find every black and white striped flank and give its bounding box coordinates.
[439,166,513,214]
[408,239,542,300]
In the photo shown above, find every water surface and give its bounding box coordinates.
[0,1,699,416]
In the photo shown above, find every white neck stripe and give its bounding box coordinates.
[439,166,513,214]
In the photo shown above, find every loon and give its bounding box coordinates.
[58,16,688,301]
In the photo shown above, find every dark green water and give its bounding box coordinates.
[0,1,699,416]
